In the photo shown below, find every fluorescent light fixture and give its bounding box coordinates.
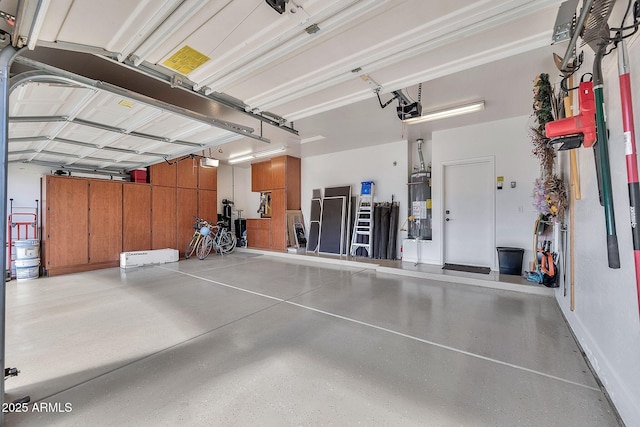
[228,154,254,164]
[402,101,485,125]
[228,146,286,164]
[254,146,286,159]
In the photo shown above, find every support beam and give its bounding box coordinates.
[0,44,21,427]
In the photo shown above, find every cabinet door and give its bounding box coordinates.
[246,219,270,249]
[123,183,151,252]
[270,189,287,250]
[88,180,123,263]
[177,188,198,254]
[286,156,301,210]
[198,189,218,224]
[251,162,263,192]
[262,160,273,190]
[270,156,286,189]
[198,165,217,190]
[46,177,89,268]
[149,161,176,187]
[151,186,177,249]
[177,157,198,188]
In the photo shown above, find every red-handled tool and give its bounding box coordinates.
[546,81,597,149]
[618,39,640,315]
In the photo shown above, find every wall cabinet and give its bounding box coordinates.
[123,183,151,252]
[88,180,123,264]
[149,161,176,187]
[199,165,217,190]
[42,160,218,276]
[251,161,271,192]
[248,155,301,250]
[151,187,177,250]
[42,176,89,273]
[177,158,198,188]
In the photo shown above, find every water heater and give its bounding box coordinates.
[408,139,432,240]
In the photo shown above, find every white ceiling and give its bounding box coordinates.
[0,0,570,171]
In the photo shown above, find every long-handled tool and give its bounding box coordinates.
[618,38,640,312]
[584,0,620,268]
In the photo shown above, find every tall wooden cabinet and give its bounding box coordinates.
[88,180,123,264]
[42,159,218,276]
[248,155,301,250]
[123,183,151,252]
[42,176,90,274]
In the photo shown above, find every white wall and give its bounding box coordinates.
[216,164,259,221]
[431,115,541,269]
[6,163,54,235]
[301,140,409,257]
[557,36,640,425]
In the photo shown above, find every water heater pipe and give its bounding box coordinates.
[417,138,425,171]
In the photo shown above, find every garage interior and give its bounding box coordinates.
[1,0,639,425]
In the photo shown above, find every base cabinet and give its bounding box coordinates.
[42,162,217,276]
[246,219,271,249]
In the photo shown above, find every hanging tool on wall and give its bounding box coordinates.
[585,0,620,269]
[613,0,640,313]
[618,38,640,314]
[548,0,620,269]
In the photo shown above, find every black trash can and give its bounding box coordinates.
[496,247,524,275]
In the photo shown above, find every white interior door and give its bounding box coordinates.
[443,159,494,268]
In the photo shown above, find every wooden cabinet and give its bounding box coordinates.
[177,188,198,253]
[246,218,271,249]
[270,189,287,250]
[123,183,151,252]
[199,165,217,190]
[88,180,123,264]
[177,158,198,188]
[43,176,89,272]
[151,186,177,249]
[198,189,218,224]
[149,161,176,187]
[42,160,217,276]
[251,161,271,192]
[285,156,301,210]
[249,155,301,251]
[270,156,286,189]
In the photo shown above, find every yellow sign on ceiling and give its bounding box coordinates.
[162,45,210,75]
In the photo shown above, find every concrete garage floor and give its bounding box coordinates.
[4,253,620,426]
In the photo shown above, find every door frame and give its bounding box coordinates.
[440,156,496,270]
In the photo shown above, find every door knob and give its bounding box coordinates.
[446,218,450,221]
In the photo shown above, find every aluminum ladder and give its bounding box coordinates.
[350,185,374,257]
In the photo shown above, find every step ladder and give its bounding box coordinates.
[350,183,374,257]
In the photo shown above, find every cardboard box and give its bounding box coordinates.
[120,248,179,269]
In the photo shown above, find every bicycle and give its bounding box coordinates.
[197,221,237,260]
[185,216,212,259]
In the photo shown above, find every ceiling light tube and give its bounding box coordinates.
[253,146,286,158]
[228,146,286,164]
[402,101,485,125]
[227,154,254,164]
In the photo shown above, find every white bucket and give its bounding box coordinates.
[15,258,40,281]
[15,240,40,260]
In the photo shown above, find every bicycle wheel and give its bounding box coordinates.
[185,233,200,259]
[218,230,237,254]
[197,234,214,260]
